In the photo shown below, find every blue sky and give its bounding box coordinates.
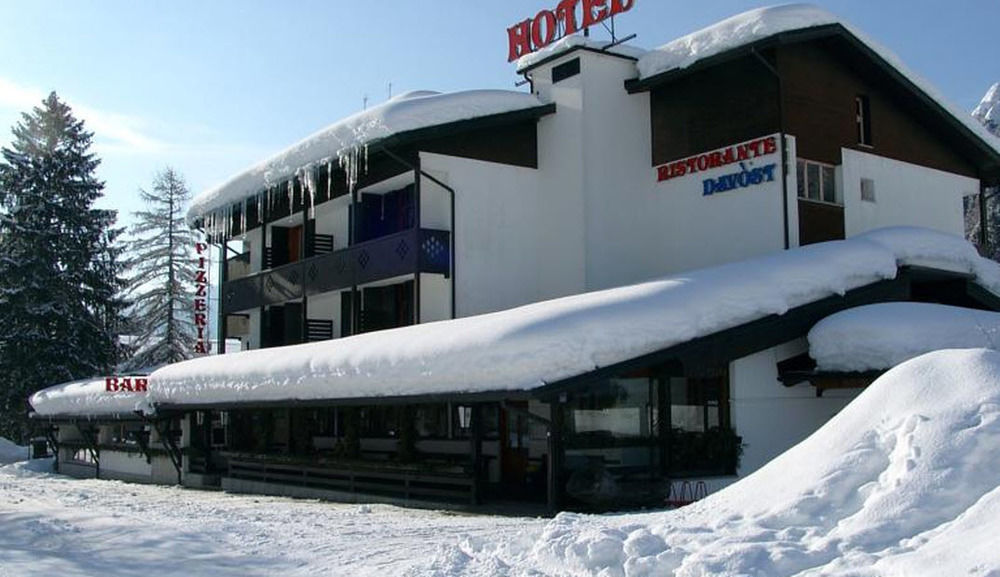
[1,0,997,227]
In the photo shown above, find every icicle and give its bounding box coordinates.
[241,198,247,234]
[364,143,369,174]
[305,167,317,216]
[287,179,294,211]
[326,161,332,200]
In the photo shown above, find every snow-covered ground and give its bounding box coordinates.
[0,459,544,577]
[7,348,1000,576]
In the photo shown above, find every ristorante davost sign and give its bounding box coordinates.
[655,135,780,196]
[507,0,635,62]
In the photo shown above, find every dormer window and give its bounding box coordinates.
[856,95,872,146]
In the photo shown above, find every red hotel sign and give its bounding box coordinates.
[507,0,635,62]
[194,242,210,354]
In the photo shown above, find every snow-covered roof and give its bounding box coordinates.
[809,302,1000,372]
[636,4,1000,157]
[515,35,647,73]
[29,377,153,419]
[187,89,548,225]
[28,227,1000,417]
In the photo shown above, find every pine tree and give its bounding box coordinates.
[0,92,127,442]
[122,167,200,370]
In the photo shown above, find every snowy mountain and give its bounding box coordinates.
[973,82,1000,136]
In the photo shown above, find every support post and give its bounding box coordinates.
[150,417,184,485]
[751,47,790,250]
[259,195,269,349]
[43,425,60,473]
[218,240,228,354]
[77,422,100,479]
[470,404,483,506]
[301,196,309,343]
[980,183,989,254]
[380,147,457,320]
[547,399,564,513]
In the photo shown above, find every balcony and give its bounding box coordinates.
[221,228,450,315]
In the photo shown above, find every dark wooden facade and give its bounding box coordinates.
[638,26,998,183]
[779,38,978,177]
[649,53,780,166]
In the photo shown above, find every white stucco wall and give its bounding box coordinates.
[841,148,978,238]
[101,450,153,478]
[420,152,570,317]
[532,50,792,292]
[419,273,451,323]
[308,291,342,337]
[246,308,261,350]
[312,195,350,251]
[730,339,859,476]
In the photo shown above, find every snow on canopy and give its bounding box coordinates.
[636,3,1000,156]
[418,348,1000,575]
[29,377,154,418]
[26,226,1000,417]
[515,35,647,73]
[809,302,1000,372]
[186,89,547,225]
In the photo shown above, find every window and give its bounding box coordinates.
[797,159,839,205]
[552,57,580,83]
[861,178,876,203]
[564,378,656,444]
[856,95,872,146]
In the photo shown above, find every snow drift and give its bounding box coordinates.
[421,349,1000,576]
[0,437,28,465]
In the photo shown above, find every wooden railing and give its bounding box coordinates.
[227,458,475,504]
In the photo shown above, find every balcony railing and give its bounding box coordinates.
[222,228,450,314]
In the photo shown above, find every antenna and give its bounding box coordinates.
[363,94,369,110]
[388,82,393,100]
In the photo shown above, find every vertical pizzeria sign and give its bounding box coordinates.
[194,240,210,354]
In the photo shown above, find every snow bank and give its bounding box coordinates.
[422,349,1000,576]
[637,4,1000,156]
[28,227,1000,416]
[188,89,546,224]
[0,437,28,464]
[515,35,646,72]
[810,302,1000,372]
